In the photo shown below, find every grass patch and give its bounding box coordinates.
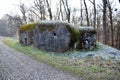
[3,38,120,80]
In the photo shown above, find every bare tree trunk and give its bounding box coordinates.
[89,0,96,28]
[46,0,52,20]
[102,0,107,44]
[116,26,119,48]
[59,0,63,20]
[119,33,120,49]
[117,21,120,48]
[108,0,114,46]
[93,0,96,28]
[67,8,70,22]
[80,0,83,26]
[19,3,27,23]
[96,14,101,41]
[61,0,70,22]
[65,0,70,22]
[118,26,120,48]
[83,0,90,26]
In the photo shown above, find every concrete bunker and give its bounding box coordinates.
[19,20,96,52]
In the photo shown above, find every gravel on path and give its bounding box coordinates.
[0,37,82,80]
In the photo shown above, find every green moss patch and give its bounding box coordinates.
[38,24,57,32]
[66,24,82,49]
[19,22,38,33]
[38,20,69,32]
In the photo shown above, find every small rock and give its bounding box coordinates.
[87,54,94,57]
[109,52,117,55]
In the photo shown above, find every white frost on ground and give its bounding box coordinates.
[56,42,120,60]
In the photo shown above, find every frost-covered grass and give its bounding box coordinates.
[59,42,120,60]
[3,38,120,80]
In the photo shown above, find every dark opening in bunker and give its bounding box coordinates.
[24,38,27,45]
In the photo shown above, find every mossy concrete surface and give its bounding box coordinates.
[19,22,38,33]
[18,20,96,52]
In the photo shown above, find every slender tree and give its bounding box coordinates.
[59,0,64,20]
[80,0,83,26]
[83,0,90,26]
[96,11,101,41]
[116,23,119,48]
[116,21,120,48]
[46,0,52,20]
[107,0,114,46]
[19,3,27,23]
[102,0,107,44]
[61,0,71,22]
[89,0,96,28]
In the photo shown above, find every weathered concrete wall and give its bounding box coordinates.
[19,21,97,52]
[33,25,71,52]
[19,31,31,45]
[79,27,96,50]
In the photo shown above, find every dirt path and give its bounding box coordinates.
[0,37,82,80]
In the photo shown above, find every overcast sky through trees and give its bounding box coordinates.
[0,0,120,18]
